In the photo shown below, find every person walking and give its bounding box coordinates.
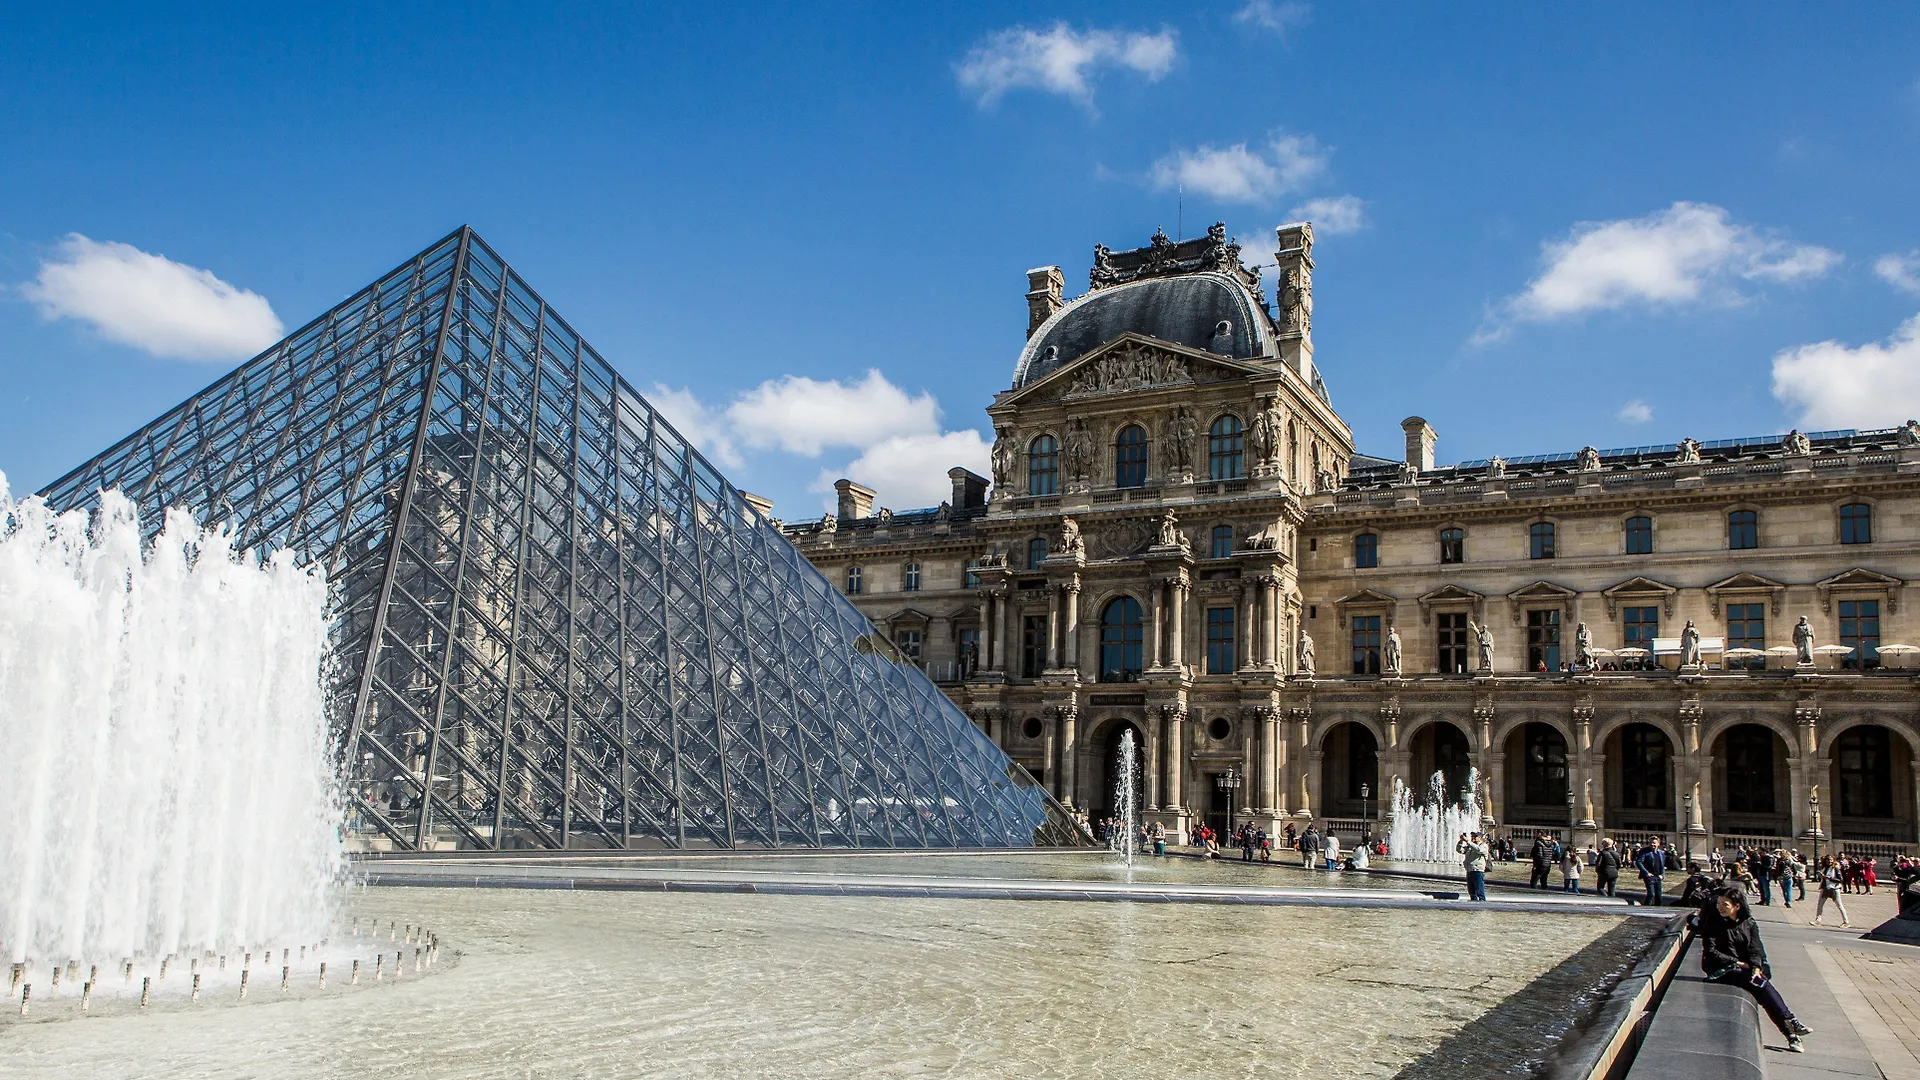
[1561,846,1583,895]
[1257,828,1271,863]
[1774,853,1794,910]
[1323,831,1342,872]
[1593,838,1621,897]
[1812,856,1852,928]
[1457,830,1491,902]
[1637,837,1668,906]
[1696,886,1811,1052]
[1754,852,1774,905]
[1300,824,1321,869]
[1530,832,1555,890]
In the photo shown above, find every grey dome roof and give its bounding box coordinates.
[1013,273,1275,388]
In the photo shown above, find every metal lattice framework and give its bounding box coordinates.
[40,227,1081,851]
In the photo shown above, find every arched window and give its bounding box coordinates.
[903,562,921,591]
[1099,597,1144,682]
[1027,435,1058,496]
[1728,509,1758,550]
[1624,516,1653,555]
[1210,524,1234,559]
[1439,527,1465,564]
[1208,415,1244,480]
[1354,532,1379,569]
[1114,424,1148,488]
[1840,502,1872,544]
[1026,537,1048,569]
[845,566,863,594]
[1529,522,1555,560]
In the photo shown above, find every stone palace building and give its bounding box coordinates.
[780,222,1920,860]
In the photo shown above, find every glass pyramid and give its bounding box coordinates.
[39,227,1082,851]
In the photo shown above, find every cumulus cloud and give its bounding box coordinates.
[956,23,1177,107]
[1488,203,1839,335]
[1150,132,1329,203]
[1235,0,1312,38]
[1286,195,1365,235]
[727,370,941,456]
[1772,314,1920,429]
[814,430,993,513]
[22,234,284,362]
[648,384,744,469]
[1618,400,1653,424]
[1874,251,1920,295]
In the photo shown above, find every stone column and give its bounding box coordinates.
[1488,751,1507,827]
[1243,733,1257,814]
[1063,581,1081,672]
[1274,711,1291,813]
[1148,579,1165,668]
[1260,708,1279,814]
[1794,700,1821,840]
[1266,579,1283,669]
[1169,580,1188,673]
[975,591,992,672]
[1295,715,1313,818]
[1574,709,1597,829]
[1058,705,1079,807]
[1045,586,1061,670]
[1166,707,1186,809]
[1042,722,1058,800]
[1237,583,1254,671]
[1145,711,1162,810]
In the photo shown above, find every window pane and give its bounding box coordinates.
[1354,533,1378,568]
[1726,603,1764,669]
[1028,436,1058,496]
[1115,425,1148,488]
[1100,597,1144,682]
[903,563,920,591]
[1526,608,1560,670]
[1839,599,1879,669]
[1436,612,1468,673]
[1530,522,1555,559]
[1350,615,1381,675]
[1439,528,1464,564]
[1208,416,1244,480]
[1625,516,1652,555]
[1206,606,1236,674]
[1729,510,1757,550]
[1840,503,1871,544]
[1027,537,1048,569]
[1210,525,1233,559]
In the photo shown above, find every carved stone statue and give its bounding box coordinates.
[1794,615,1815,665]
[873,507,893,524]
[1679,620,1702,668]
[1900,420,1920,447]
[961,639,979,676]
[1058,516,1083,555]
[817,511,837,532]
[990,427,1017,491]
[1249,401,1281,470]
[1278,267,1310,335]
[1062,419,1095,485]
[1398,461,1420,486]
[1578,446,1601,472]
[1676,438,1702,464]
[1165,406,1198,478]
[1487,456,1508,479]
[1383,626,1402,676]
[1471,620,1495,672]
[1783,429,1812,456]
[1575,622,1594,669]
[933,502,951,522]
[1155,509,1185,549]
[1297,632,1316,676]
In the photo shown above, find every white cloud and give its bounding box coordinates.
[956,23,1177,107]
[1234,1,1312,38]
[1874,251,1920,295]
[22,234,284,362]
[1772,314,1920,429]
[1496,203,1839,329]
[815,430,992,513]
[1150,131,1329,203]
[648,383,744,468]
[727,370,940,456]
[1617,400,1653,424]
[1286,195,1365,235]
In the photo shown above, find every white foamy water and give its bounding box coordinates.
[1389,769,1484,867]
[0,478,342,978]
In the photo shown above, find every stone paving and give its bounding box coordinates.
[1747,886,1920,1080]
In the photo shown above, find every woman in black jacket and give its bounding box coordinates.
[1696,886,1811,1052]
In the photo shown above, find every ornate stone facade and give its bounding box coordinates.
[784,223,1920,858]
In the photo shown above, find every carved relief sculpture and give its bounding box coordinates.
[1165,406,1198,480]
[1794,615,1815,665]
[1278,267,1311,336]
[1058,516,1083,556]
[1062,419,1094,489]
[1064,344,1191,397]
[990,427,1017,492]
[1249,400,1283,476]
[1156,509,1186,549]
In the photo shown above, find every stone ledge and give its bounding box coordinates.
[1625,966,1763,1080]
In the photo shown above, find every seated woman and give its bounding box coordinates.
[1696,886,1811,1052]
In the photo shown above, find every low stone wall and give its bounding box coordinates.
[1622,937,1764,1080]
[1544,915,1690,1080]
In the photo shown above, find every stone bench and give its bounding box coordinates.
[1625,966,1763,1080]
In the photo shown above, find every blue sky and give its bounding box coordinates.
[4,4,1920,516]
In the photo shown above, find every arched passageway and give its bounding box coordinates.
[1320,722,1380,820]
[1502,722,1571,828]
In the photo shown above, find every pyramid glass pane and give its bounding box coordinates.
[38,228,1084,851]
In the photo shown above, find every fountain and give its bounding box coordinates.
[0,481,343,992]
[1387,768,1483,870]
[1110,729,1138,869]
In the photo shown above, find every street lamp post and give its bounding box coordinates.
[1682,792,1694,867]
[1808,790,1823,867]
[1565,785,1576,845]
[1361,782,1371,842]
[1216,768,1242,839]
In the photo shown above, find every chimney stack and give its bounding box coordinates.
[1400,417,1437,473]
[740,491,775,520]
[1025,266,1064,338]
[948,467,989,510]
[834,478,876,523]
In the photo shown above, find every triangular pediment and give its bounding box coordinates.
[887,607,934,624]
[1418,583,1484,605]
[1335,588,1398,607]
[995,333,1271,406]
[1602,576,1678,598]
[1507,580,1577,602]
[1814,567,1902,591]
[1706,572,1788,593]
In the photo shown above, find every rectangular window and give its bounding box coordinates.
[1840,503,1872,545]
[1839,599,1880,669]
[1726,603,1765,670]
[845,566,863,595]
[964,561,981,589]
[903,563,920,591]
[1529,522,1555,560]
[1624,516,1653,555]
[1526,609,1561,671]
[1728,510,1758,550]
[1210,525,1234,559]
[1354,533,1378,569]
[1351,615,1381,675]
[958,628,981,674]
[1205,607,1236,674]
[1020,615,1048,678]
[1439,528,1464,564]
[1436,612,1469,674]
[1623,606,1658,667]
[895,630,922,661]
